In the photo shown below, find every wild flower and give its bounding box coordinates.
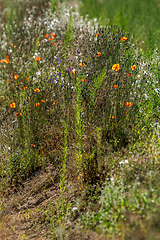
[96,33,99,37]
[14,75,18,79]
[71,70,75,74]
[48,37,52,41]
[6,55,9,59]
[37,41,40,44]
[126,102,132,107]
[97,52,101,57]
[0,59,4,63]
[128,72,132,77]
[16,113,22,116]
[131,65,136,70]
[5,59,10,64]
[121,37,127,41]
[10,102,16,108]
[36,103,40,106]
[27,97,31,100]
[35,57,41,61]
[23,86,28,89]
[45,34,49,38]
[10,44,13,48]
[79,62,85,66]
[34,88,40,92]
[112,64,120,71]
[113,85,118,88]
[41,100,45,102]
[53,100,57,105]
[51,33,55,38]
[119,159,129,164]
[109,116,115,119]
[82,79,86,82]
[53,43,56,46]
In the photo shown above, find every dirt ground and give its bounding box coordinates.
[0,161,108,240]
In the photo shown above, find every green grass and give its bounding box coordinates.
[0,0,160,239]
[79,0,160,54]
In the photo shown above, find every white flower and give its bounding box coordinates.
[119,161,124,165]
[72,207,78,211]
[119,160,128,164]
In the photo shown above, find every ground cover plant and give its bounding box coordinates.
[0,0,160,239]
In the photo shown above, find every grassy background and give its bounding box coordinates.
[79,0,160,54]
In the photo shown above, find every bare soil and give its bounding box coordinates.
[0,162,107,240]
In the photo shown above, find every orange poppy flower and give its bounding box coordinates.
[112,64,120,71]
[10,102,16,108]
[53,43,56,46]
[131,65,136,70]
[37,41,40,44]
[51,33,55,37]
[4,66,6,69]
[96,33,99,37]
[45,34,49,38]
[34,88,40,92]
[16,113,22,116]
[31,144,35,147]
[53,100,57,105]
[10,44,13,48]
[82,79,86,82]
[0,59,4,63]
[2,97,5,100]
[23,86,28,89]
[14,75,18,79]
[109,116,115,119]
[121,37,127,41]
[113,85,118,88]
[48,37,52,41]
[5,59,10,64]
[36,103,40,106]
[35,57,41,61]
[41,100,45,102]
[97,52,101,57]
[6,55,9,59]
[128,72,132,77]
[27,97,31,100]
[71,70,75,74]
[79,62,85,67]
[126,102,132,107]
